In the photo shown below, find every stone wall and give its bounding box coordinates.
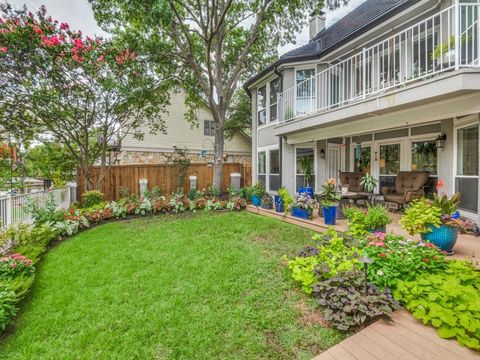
[119,150,251,167]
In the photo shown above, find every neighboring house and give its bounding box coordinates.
[245,0,480,222]
[120,90,252,165]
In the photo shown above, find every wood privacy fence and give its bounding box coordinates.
[77,163,252,201]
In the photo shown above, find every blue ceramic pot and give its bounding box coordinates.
[291,207,312,220]
[251,195,261,207]
[298,186,314,198]
[421,225,458,255]
[274,195,284,212]
[323,206,337,225]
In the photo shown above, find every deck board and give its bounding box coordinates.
[314,310,480,360]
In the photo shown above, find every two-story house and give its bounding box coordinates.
[119,90,252,166]
[245,0,480,222]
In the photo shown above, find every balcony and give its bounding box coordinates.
[278,3,480,123]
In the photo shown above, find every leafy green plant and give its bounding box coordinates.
[400,199,442,235]
[343,205,391,237]
[107,201,128,219]
[0,254,35,279]
[312,270,399,331]
[25,193,64,226]
[394,260,480,350]
[319,179,341,207]
[365,205,391,229]
[360,173,377,193]
[81,191,105,208]
[0,286,17,331]
[294,193,316,212]
[364,232,447,290]
[278,187,294,212]
[251,182,266,198]
[299,157,313,187]
[239,186,253,200]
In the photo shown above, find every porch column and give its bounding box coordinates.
[281,138,295,194]
[438,118,454,196]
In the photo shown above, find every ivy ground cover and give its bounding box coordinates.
[0,212,343,359]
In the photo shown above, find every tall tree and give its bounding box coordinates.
[0,4,170,191]
[90,0,349,189]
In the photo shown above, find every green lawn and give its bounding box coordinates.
[0,212,344,359]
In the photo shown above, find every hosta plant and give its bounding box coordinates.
[312,270,399,331]
[107,201,128,218]
[394,260,480,350]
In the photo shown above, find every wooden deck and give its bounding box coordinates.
[314,310,479,360]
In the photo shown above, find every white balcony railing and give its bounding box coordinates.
[278,3,480,122]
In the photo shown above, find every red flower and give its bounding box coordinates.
[73,38,84,49]
[436,179,445,191]
[423,258,430,263]
[60,22,69,30]
[379,253,387,258]
[33,26,42,35]
[97,54,105,62]
[0,46,7,53]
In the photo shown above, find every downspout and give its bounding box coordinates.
[274,66,283,188]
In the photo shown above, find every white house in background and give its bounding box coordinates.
[120,89,251,165]
[245,0,480,222]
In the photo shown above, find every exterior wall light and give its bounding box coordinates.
[320,149,325,158]
[436,134,447,149]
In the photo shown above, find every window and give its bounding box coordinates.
[258,151,266,187]
[456,125,478,213]
[379,144,400,175]
[353,146,371,173]
[204,120,215,136]
[411,141,437,175]
[269,78,280,122]
[269,149,280,191]
[257,86,267,126]
[296,147,315,192]
[295,69,315,116]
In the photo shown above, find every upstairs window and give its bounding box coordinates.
[269,78,280,122]
[204,120,215,136]
[257,85,267,126]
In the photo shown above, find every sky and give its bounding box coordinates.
[4,0,367,54]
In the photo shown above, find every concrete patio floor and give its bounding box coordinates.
[246,205,479,266]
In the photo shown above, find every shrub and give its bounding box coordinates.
[238,186,253,200]
[364,232,447,290]
[81,191,105,208]
[343,205,391,237]
[288,230,360,294]
[394,261,480,350]
[312,270,399,331]
[0,254,35,279]
[400,199,442,235]
[0,286,17,331]
[25,192,64,226]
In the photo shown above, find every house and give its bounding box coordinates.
[119,90,252,165]
[245,0,480,222]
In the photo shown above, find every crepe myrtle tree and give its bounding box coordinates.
[90,0,350,190]
[0,4,170,191]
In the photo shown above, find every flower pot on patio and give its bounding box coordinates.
[367,225,387,234]
[421,225,459,255]
[274,195,284,213]
[291,207,312,220]
[251,195,261,207]
[298,186,314,198]
[322,205,337,225]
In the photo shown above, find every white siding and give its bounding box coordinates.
[122,91,251,155]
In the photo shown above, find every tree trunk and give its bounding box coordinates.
[213,121,224,191]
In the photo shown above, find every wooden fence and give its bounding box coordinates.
[77,163,252,201]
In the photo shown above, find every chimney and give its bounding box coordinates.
[309,11,326,40]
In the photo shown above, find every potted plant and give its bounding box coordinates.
[298,157,314,197]
[319,178,341,225]
[277,187,293,213]
[251,182,265,207]
[365,205,391,233]
[261,194,274,210]
[360,173,378,193]
[400,181,464,254]
[291,193,316,220]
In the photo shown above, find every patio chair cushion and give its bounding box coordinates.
[339,172,364,192]
[383,193,407,205]
[395,171,430,194]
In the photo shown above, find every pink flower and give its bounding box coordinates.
[436,179,445,191]
[423,242,437,248]
[60,22,69,30]
[33,26,42,35]
[97,54,105,62]
[0,46,7,53]
[130,52,136,59]
[10,263,17,268]
[73,38,83,49]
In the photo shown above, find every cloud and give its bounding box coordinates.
[278,0,368,55]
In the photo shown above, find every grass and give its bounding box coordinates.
[0,212,344,359]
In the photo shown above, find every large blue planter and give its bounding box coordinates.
[421,225,459,255]
[251,195,261,207]
[298,186,314,198]
[291,207,312,220]
[322,206,337,225]
[274,195,284,213]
